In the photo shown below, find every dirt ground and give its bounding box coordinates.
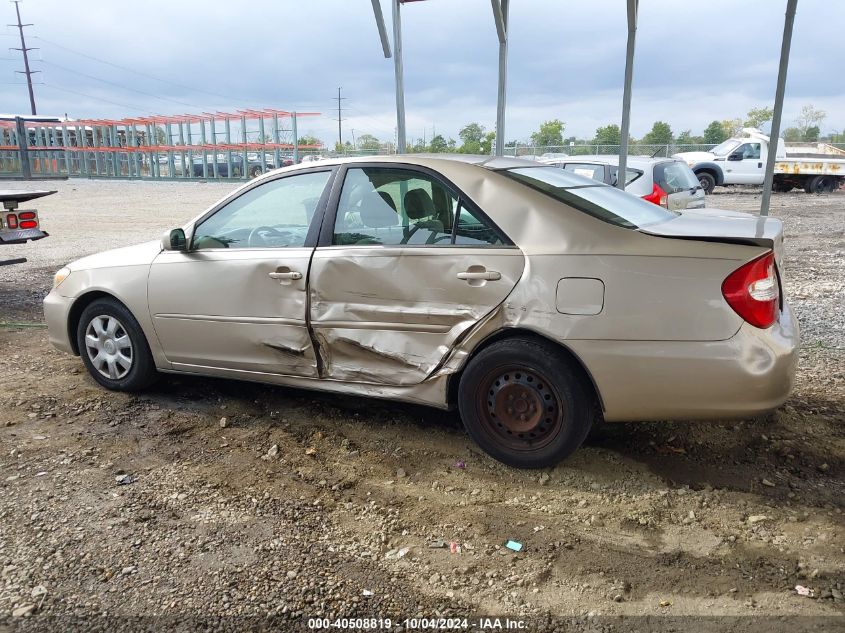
[0,179,842,632]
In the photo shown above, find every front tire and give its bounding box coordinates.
[76,298,158,391]
[697,172,716,194]
[249,165,263,178]
[458,337,594,468]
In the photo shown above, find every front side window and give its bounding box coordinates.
[332,167,506,247]
[504,166,675,229]
[192,171,331,249]
[735,143,761,160]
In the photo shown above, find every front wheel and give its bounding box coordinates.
[458,338,594,468]
[76,298,158,391]
[697,172,716,194]
[249,165,263,178]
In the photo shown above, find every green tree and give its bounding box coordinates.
[297,135,322,148]
[744,106,773,130]
[675,129,702,145]
[593,123,621,146]
[703,120,728,144]
[795,104,826,137]
[357,133,380,150]
[782,127,803,142]
[530,119,565,148]
[803,125,820,142]
[642,121,673,145]
[458,122,486,153]
[428,134,448,153]
[720,118,743,138]
[479,131,496,155]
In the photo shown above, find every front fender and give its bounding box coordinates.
[692,162,725,185]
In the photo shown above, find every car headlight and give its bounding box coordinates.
[53,267,71,289]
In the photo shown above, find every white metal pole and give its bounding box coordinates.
[392,0,406,153]
[618,0,637,189]
[760,0,797,217]
[493,0,509,156]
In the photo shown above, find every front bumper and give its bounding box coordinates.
[43,288,75,355]
[568,302,800,422]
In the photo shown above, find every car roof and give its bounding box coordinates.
[541,155,676,168]
[293,153,545,171]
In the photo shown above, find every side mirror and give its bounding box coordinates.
[727,152,743,161]
[161,228,187,251]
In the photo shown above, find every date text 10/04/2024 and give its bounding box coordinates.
[306,617,528,630]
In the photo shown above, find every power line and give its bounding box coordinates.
[39,59,206,110]
[40,82,149,113]
[9,1,38,114]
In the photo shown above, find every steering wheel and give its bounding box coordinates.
[247,225,285,247]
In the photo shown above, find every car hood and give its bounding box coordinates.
[640,210,784,267]
[673,151,716,164]
[68,240,162,271]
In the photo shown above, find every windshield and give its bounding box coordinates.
[710,139,740,156]
[503,167,675,229]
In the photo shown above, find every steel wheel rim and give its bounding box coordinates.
[84,315,133,380]
[476,364,564,452]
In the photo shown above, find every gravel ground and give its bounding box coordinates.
[0,179,842,631]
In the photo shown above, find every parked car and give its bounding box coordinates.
[540,155,705,210]
[44,156,797,468]
[190,154,274,178]
[300,154,326,163]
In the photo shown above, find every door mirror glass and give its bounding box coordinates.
[161,228,187,251]
[727,152,743,161]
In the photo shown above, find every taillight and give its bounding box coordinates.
[722,251,779,328]
[642,183,668,208]
[6,214,18,229]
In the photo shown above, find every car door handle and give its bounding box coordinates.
[268,271,302,280]
[457,270,501,281]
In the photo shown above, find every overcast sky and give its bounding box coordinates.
[1,0,842,145]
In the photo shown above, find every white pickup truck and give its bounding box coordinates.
[674,128,845,194]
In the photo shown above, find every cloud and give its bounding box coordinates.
[0,0,841,143]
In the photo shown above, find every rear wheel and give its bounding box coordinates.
[76,298,158,391]
[806,175,836,194]
[249,164,264,178]
[697,171,716,194]
[458,338,594,468]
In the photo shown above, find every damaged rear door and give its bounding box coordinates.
[309,164,524,385]
[148,168,334,377]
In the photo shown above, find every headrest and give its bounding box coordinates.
[404,188,436,220]
[360,190,399,228]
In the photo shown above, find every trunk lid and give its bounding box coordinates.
[639,208,785,268]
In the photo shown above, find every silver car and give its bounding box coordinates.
[44,155,798,468]
[540,155,706,211]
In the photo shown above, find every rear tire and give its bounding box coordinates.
[458,337,594,468]
[76,298,158,392]
[249,165,263,178]
[697,172,716,194]
[806,175,836,194]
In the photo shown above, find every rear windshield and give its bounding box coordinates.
[503,166,675,229]
[654,161,700,193]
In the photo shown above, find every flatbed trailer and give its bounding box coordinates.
[0,190,54,266]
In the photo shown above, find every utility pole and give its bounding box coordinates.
[10,1,38,115]
[334,86,346,149]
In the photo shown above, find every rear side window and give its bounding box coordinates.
[560,163,605,182]
[504,166,675,229]
[654,161,700,194]
[333,167,509,246]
